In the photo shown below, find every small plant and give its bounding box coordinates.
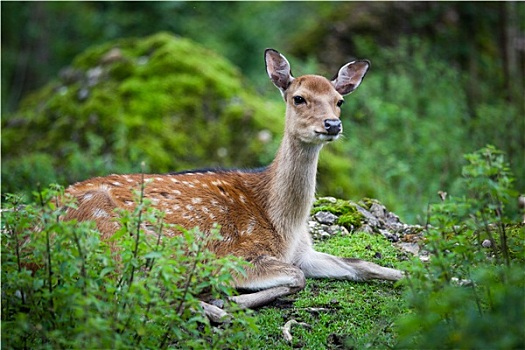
[395,145,524,349]
[1,184,256,349]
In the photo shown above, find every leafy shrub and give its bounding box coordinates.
[1,184,256,349]
[395,145,525,349]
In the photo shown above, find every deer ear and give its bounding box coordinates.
[265,49,294,95]
[331,60,370,95]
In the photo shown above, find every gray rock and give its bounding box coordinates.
[369,202,387,221]
[380,229,399,242]
[396,242,420,256]
[360,224,374,234]
[314,211,338,225]
[353,204,381,228]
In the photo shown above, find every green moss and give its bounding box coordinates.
[2,32,284,195]
[312,198,364,230]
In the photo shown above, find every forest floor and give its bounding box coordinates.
[244,232,411,349]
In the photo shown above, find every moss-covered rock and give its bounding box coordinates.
[312,197,364,230]
[311,197,423,243]
[2,32,283,195]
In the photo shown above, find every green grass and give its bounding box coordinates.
[244,233,407,349]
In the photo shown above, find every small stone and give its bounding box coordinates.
[380,229,399,242]
[354,205,381,228]
[314,211,338,225]
[369,202,386,220]
[59,67,83,85]
[101,47,123,64]
[482,239,492,248]
[210,299,225,309]
[336,225,350,235]
[319,231,331,239]
[78,88,89,101]
[419,250,430,262]
[360,225,374,234]
[319,196,337,204]
[385,211,401,224]
[137,56,149,65]
[87,66,104,87]
[397,242,420,256]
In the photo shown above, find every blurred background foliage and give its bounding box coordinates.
[2,2,524,222]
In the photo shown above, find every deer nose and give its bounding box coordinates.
[324,119,342,135]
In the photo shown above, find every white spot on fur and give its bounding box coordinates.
[246,219,256,234]
[112,182,122,187]
[99,184,111,192]
[182,181,196,188]
[170,178,180,184]
[173,190,182,196]
[192,197,202,204]
[93,208,110,218]
[185,204,194,211]
[83,193,94,201]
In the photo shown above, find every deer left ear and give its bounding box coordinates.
[331,60,370,95]
[265,48,294,96]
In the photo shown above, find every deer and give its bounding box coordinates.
[64,49,403,316]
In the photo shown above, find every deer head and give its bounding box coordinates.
[265,49,369,145]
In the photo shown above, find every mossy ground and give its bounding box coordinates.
[244,232,407,349]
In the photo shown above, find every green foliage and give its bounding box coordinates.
[1,184,255,349]
[2,33,283,197]
[338,38,470,220]
[395,145,525,349]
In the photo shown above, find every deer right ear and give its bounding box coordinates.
[265,49,294,95]
[331,60,370,95]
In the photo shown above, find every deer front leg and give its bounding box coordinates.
[296,248,403,281]
[229,255,306,309]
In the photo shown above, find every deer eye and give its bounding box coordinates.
[293,96,306,105]
[337,99,345,107]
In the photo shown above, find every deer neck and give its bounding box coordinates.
[264,133,322,237]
